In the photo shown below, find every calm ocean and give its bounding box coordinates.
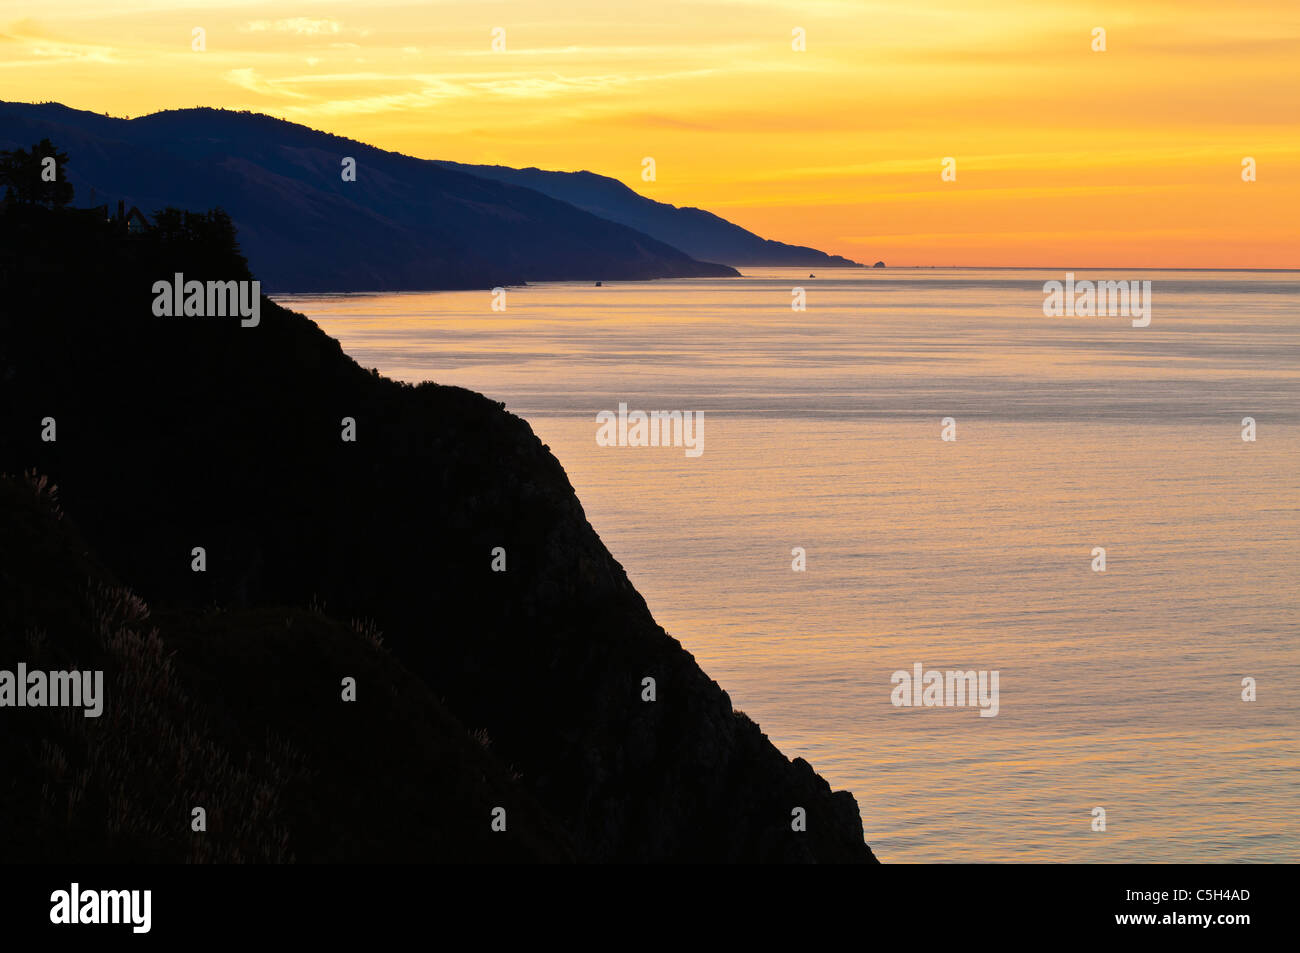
[279,267,1299,862]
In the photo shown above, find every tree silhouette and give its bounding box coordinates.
[148,207,251,277]
[0,139,75,208]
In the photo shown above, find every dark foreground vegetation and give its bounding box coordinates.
[0,198,876,862]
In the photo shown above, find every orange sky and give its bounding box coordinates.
[2,0,1297,267]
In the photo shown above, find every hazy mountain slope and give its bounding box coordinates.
[437,160,863,268]
[0,102,738,292]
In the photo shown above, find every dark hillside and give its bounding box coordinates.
[0,205,876,862]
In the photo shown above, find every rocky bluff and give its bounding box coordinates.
[0,205,877,862]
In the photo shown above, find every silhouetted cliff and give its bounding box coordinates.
[0,205,876,862]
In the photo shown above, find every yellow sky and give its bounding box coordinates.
[2,0,1297,266]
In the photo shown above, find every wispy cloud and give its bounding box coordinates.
[226,65,722,117]
[0,19,117,65]
[0,42,118,66]
[224,68,311,98]
[244,18,341,36]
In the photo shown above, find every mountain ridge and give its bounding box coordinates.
[436,159,865,268]
[0,102,738,292]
